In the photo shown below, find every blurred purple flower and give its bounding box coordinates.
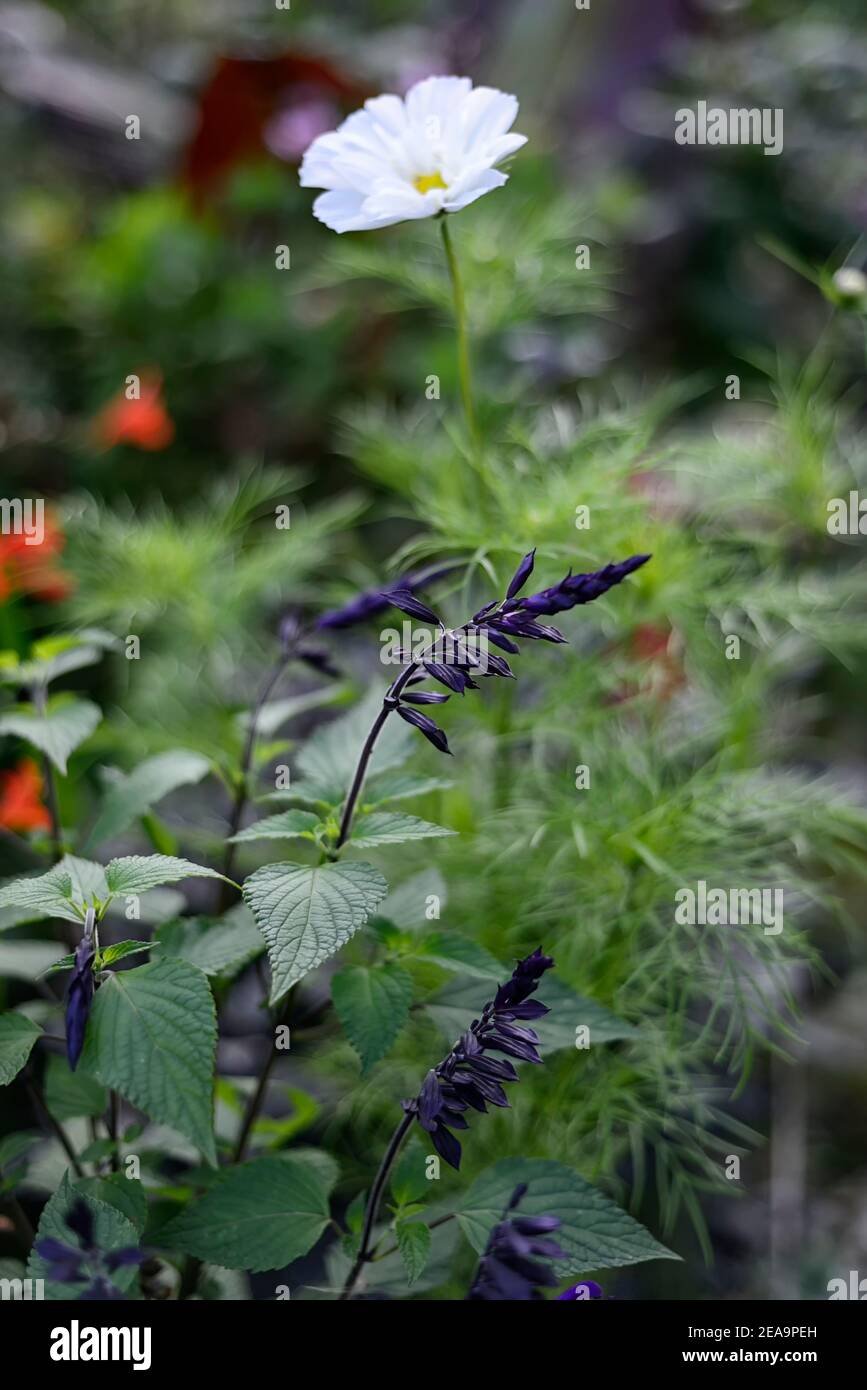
[36,1198,145,1301]
[558,1279,605,1300]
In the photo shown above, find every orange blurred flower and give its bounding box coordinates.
[93,372,175,451]
[0,758,51,833]
[0,508,73,602]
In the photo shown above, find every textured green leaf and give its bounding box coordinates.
[243,860,388,1002]
[79,957,218,1164]
[0,860,92,925]
[104,854,229,897]
[155,905,264,979]
[44,1053,107,1121]
[0,1013,41,1085]
[99,940,158,968]
[28,1173,141,1299]
[426,975,637,1053]
[229,809,320,845]
[161,1154,331,1272]
[420,931,504,978]
[0,641,103,688]
[346,812,456,849]
[331,963,413,1072]
[396,1219,431,1286]
[458,1159,679,1274]
[86,750,212,849]
[0,696,101,774]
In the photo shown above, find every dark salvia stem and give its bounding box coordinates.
[339,948,555,1300]
[339,1112,415,1300]
[336,661,422,846]
[24,1071,84,1179]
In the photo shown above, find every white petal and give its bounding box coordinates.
[405,75,472,128]
[460,87,521,151]
[311,189,396,233]
[442,168,509,212]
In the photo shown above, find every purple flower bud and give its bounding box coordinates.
[396,702,452,755]
[506,549,536,600]
[380,588,441,626]
[65,934,96,1072]
[401,690,450,705]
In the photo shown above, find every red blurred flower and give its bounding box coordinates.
[0,758,51,833]
[93,372,174,452]
[181,53,365,206]
[0,509,73,602]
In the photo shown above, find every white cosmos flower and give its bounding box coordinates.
[299,75,527,233]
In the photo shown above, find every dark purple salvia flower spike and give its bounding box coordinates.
[511,553,651,618]
[335,546,649,846]
[401,948,555,1170]
[65,915,97,1072]
[468,1183,566,1300]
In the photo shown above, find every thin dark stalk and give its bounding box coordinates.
[219,652,293,906]
[232,992,294,1164]
[25,1074,83,1178]
[107,1091,120,1173]
[339,1112,414,1300]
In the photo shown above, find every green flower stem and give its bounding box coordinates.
[440,216,479,451]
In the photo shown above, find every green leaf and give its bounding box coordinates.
[76,1174,148,1234]
[0,1013,41,1085]
[28,1173,141,1299]
[161,1154,331,1272]
[420,931,504,978]
[229,809,320,845]
[346,812,456,849]
[85,750,212,849]
[396,1219,431,1286]
[296,690,413,795]
[243,860,388,1002]
[345,1190,367,1234]
[426,975,637,1053]
[0,641,103,688]
[0,940,69,978]
[0,860,91,924]
[0,696,101,774]
[155,905,264,979]
[379,869,448,931]
[362,771,454,807]
[458,1159,679,1274]
[331,963,413,1073]
[44,1053,107,1121]
[41,939,156,978]
[241,685,344,738]
[104,854,230,897]
[99,940,159,968]
[79,957,218,1164]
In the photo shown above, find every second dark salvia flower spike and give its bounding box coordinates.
[403,946,555,1170]
[335,548,650,845]
[467,1183,566,1300]
[340,948,554,1300]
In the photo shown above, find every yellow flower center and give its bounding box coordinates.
[413,172,447,195]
